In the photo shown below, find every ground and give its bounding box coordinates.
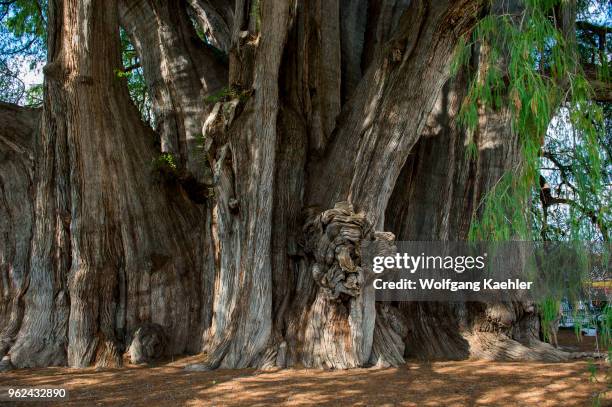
[0,330,609,406]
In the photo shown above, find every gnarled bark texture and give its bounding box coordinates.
[7,0,211,369]
[2,0,571,370]
[0,103,38,359]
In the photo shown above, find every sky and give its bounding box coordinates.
[16,55,43,86]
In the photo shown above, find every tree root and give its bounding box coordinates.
[466,332,571,362]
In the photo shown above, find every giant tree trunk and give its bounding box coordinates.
[1,0,569,370]
[7,0,211,368]
[119,0,227,185]
[0,102,38,358]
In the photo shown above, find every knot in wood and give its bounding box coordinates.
[303,201,372,300]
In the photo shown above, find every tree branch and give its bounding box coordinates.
[554,3,611,102]
[119,0,228,183]
[34,0,46,28]
[539,173,609,241]
[121,62,141,72]
[119,0,228,95]
[582,63,612,102]
[576,21,610,37]
[541,150,577,193]
[187,0,234,53]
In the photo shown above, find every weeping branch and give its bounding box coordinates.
[539,174,609,242]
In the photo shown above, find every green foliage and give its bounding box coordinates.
[588,303,611,406]
[2,0,47,55]
[119,29,153,124]
[540,297,561,342]
[454,0,608,243]
[24,82,42,106]
[600,304,612,348]
[154,152,177,170]
[151,153,179,183]
[114,68,130,79]
[0,0,46,105]
[204,86,252,104]
[251,0,261,32]
[454,0,611,339]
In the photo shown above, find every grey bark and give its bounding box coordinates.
[9,0,210,368]
[119,0,227,186]
[2,0,571,370]
[288,0,486,368]
[383,0,569,362]
[188,0,234,53]
[0,103,38,358]
[128,323,167,364]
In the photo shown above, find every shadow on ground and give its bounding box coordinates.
[0,355,609,406]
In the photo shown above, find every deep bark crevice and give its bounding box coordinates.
[0,103,39,360]
[8,0,211,369]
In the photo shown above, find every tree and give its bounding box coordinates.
[0,0,609,370]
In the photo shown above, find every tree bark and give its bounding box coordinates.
[0,103,38,358]
[198,0,295,369]
[2,0,576,370]
[383,0,570,361]
[188,0,234,53]
[8,0,211,368]
[386,74,565,361]
[119,0,227,186]
[283,0,486,368]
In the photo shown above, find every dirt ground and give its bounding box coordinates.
[557,328,608,353]
[0,330,609,406]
